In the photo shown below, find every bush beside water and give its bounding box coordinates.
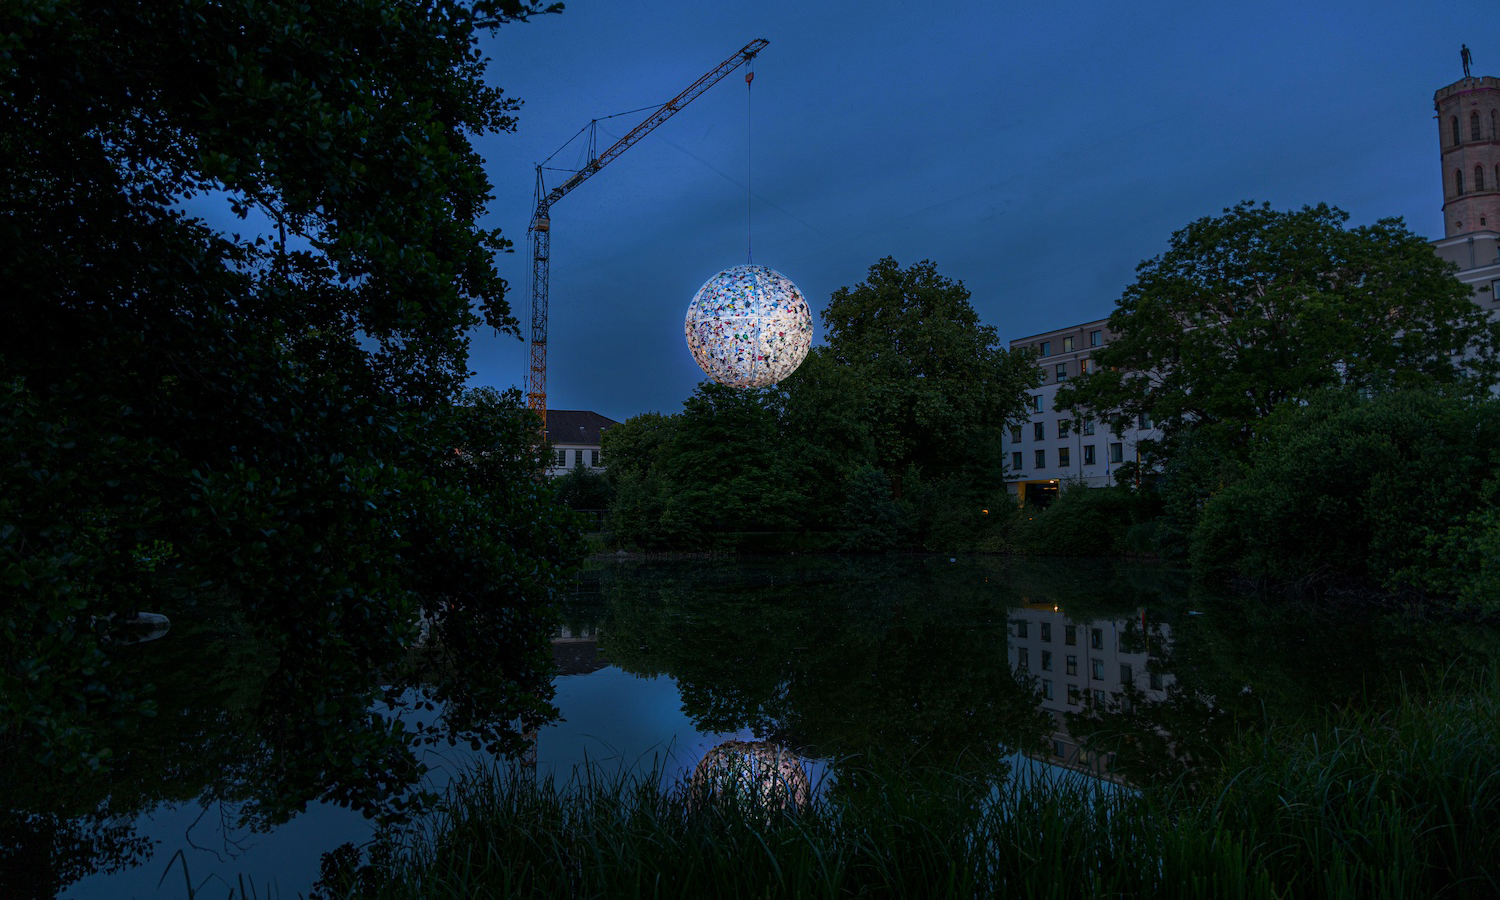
[320,670,1500,899]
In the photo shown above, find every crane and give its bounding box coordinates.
[526,38,769,425]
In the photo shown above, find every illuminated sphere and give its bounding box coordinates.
[685,265,813,388]
[690,739,811,812]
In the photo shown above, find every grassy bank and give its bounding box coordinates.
[319,670,1500,899]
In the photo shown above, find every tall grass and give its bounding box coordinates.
[322,671,1500,899]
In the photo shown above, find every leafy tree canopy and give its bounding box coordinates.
[821,257,1039,477]
[1,0,580,811]
[1056,201,1500,462]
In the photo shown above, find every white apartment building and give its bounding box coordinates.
[1003,319,1160,507]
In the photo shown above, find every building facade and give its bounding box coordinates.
[1002,319,1159,506]
[542,409,618,477]
[1433,74,1500,317]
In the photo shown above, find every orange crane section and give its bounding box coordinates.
[526,39,769,425]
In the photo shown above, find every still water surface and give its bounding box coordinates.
[26,556,1500,898]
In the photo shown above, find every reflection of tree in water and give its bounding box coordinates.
[0,587,551,892]
[1063,590,1500,790]
[596,557,1053,770]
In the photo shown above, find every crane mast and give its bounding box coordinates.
[526,38,768,424]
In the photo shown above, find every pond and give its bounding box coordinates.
[15,556,1500,898]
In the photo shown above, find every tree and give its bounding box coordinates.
[819,257,1039,480]
[1,0,580,810]
[1056,201,1500,464]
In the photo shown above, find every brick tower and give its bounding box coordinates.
[1435,75,1500,237]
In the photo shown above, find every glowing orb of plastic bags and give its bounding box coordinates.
[685,265,813,388]
[690,739,811,813]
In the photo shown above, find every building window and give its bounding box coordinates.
[1055,362,1068,381]
[1040,623,1052,642]
[1067,685,1081,706]
[1017,647,1030,670]
[1492,109,1497,140]
[1065,625,1077,646]
[1034,449,1046,469]
[1033,421,1045,441]
[1091,659,1104,680]
[1120,663,1133,685]
[574,449,584,467]
[1058,420,1071,439]
[1082,419,1095,436]
[555,449,567,467]
[1094,689,1108,705]
[1473,111,1482,142]
[1031,394,1042,412]
[1480,166,1488,193]
[1457,168,1465,196]
[1038,340,1051,357]
[1109,442,1124,464]
[1149,671,1164,691]
[1079,358,1093,375]
[1042,680,1054,700]
[1058,447,1071,467]
[1091,627,1104,649]
[1011,451,1023,470]
[1015,620,1028,639]
[591,449,601,467]
[1090,330,1102,347]
[1010,425,1022,443]
[1138,412,1152,430]
[1062,336,1075,352]
[1065,655,1078,676]
[1041,650,1053,671]
[1453,115,1461,146]
[1083,444,1096,465]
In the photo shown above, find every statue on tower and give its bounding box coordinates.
[1462,44,1473,78]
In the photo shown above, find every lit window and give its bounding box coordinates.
[1058,447,1071,467]
[1083,444,1096,465]
[1079,358,1093,374]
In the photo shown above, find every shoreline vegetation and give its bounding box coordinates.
[315,666,1500,899]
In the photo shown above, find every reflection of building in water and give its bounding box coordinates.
[552,624,607,676]
[1007,604,1174,780]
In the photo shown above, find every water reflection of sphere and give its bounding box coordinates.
[690,739,810,811]
[685,265,813,388]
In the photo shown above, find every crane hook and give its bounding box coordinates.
[745,70,754,85]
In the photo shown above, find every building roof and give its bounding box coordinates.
[544,409,619,446]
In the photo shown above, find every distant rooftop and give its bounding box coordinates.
[544,409,619,446]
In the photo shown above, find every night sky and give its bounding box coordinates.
[246,3,1499,422]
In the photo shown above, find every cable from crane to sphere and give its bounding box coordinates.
[685,264,813,388]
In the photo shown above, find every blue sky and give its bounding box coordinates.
[470,3,1477,421]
